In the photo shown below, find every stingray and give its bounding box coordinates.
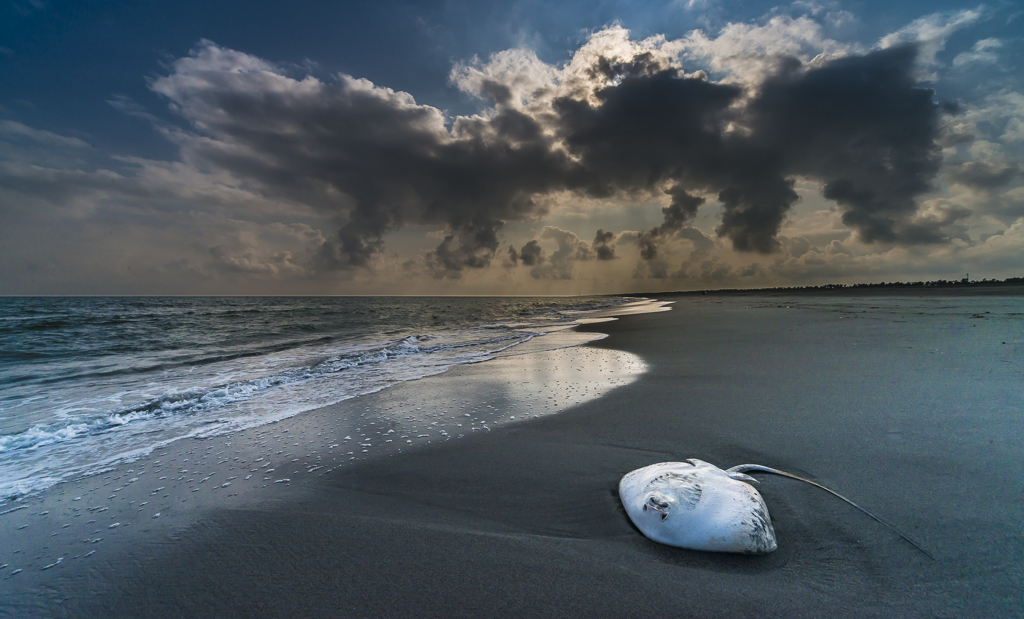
[619,459,932,557]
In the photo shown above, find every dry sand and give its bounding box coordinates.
[3,292,1022,617]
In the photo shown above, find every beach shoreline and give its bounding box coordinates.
[3,291,1022,617]
[640,282,1024,298]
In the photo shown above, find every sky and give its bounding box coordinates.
[1,0,1022,295]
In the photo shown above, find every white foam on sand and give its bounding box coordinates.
[0,298,669,503]
[0,311,657,585]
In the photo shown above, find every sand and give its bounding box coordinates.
[2,292,1022,617]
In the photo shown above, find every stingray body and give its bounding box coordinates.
[619,459,933,558]
[618,459,777,554]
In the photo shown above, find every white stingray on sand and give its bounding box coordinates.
[619,459,932,557]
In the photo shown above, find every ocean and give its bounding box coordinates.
[0,295,640,501]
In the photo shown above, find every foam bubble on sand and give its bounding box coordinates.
[0,303,660,583]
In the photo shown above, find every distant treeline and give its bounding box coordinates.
[742,276,1024,291]
[637,276,1024,296]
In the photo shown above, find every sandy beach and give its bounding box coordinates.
[3,291,1022,617]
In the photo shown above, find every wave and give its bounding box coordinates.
[0,295,642,501]
[0,334,356,388]
[0,330,538,455]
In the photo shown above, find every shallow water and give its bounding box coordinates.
[0,306,654,591]
[0,296,645,501]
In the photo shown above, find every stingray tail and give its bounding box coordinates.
[727,464,935,560]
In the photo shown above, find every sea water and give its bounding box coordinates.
[0,296,639,501]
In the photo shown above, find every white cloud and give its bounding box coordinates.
[450,48,560,112]
[953,38,1002,66]
[678,16,852,86]
[674,0,710,10]
[879,7,986,70]
[454,25,692,111]
[951,91,1024,145]
[0,120,89,149]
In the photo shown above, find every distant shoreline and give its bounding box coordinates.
[636,278,1024,297]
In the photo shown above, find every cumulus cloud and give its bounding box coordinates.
[511,226,593,279]
[948,91,1024,146]
[635,188,711,260]
[423,220,506,279]
[9,9,1012,293]
[120,26,955,271]
[148,42,579,272]
[751,45,946,244]
[946,161,1020,189]
[592,229,617,260]
[518,239,544,266]
[678,15,853,86]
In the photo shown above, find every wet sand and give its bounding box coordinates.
[5,293,1023,617]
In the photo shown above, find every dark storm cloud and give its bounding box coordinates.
[555,44,949,252]
[517,239,544,266]
[634,188,711,260]
[556,45,946,252]
[149,38,948,272]
[592,229,616,260]
[422,219,505,278]
[552,65,800,252]
[663,187,706,225]
[750,45,947,244]
[151,44,575,272]
[552,70,741,202]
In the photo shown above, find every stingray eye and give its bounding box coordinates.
[643,493,670,518]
